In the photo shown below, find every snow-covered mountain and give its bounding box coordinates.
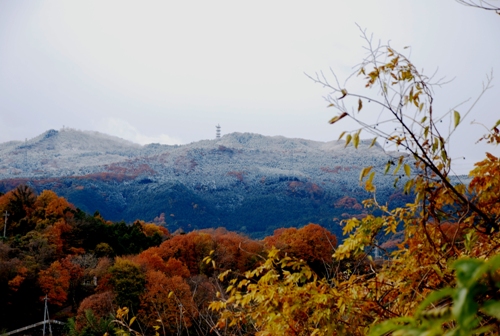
[0,129,409,237]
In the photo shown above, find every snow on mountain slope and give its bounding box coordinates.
[0,129,392,179]
[0,129,409,237]
[0,128,142,177]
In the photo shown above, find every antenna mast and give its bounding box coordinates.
[216,124,221,139]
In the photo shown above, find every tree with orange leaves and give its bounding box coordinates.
[209,228,264,273]
[35,190,74,220]
[38,260,71,306]
[139,270,196,335]
[264,223,337,275]
[157,231,215,275]
[73,291,115,335]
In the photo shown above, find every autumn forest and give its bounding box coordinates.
[2,4,500,335]
[0,185,340,335]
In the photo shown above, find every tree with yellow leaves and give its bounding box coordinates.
[209,29,500,335]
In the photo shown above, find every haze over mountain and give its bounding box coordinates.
[0,129,411,237]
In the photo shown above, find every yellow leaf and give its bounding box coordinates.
[403,179,414,194]
[328,116,340,124]
[369,137,378,148]
[339,89,348,99]
[359,166,373,181]
[454,110,461,128]
[367,171,375,184]
[129,316,136,327]
[393,156,404,175]
[441,150,448,162]
[404,164,411,177]
[345,134,352,148]
[329,112,348,125]
[353,131,360,149]
[493,119,500,129]
[338,131,346,140]
[384,161,391,174]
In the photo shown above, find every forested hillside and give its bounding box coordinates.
[0,185,340,335]
[0,130,413,238]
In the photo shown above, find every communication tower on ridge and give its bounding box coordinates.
[216,124,221,139]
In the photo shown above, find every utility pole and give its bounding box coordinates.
[3,211,8,238]
[43,295,53,336]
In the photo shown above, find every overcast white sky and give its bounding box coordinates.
[1,1,499,174]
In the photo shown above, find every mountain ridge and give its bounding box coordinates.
[0,129,409,238]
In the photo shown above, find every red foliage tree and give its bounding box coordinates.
[164,258,190,278]
[38,260,71,306]
[157,232,215,275]
[264,223,337,267]
[334,195,362,210]
[76,291,115,332]
[208,228,263,272]
[134,249,169,273]
[139,271,196,335]
[157,229,262,275]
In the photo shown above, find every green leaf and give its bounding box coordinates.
[482,300,500,319]
[485,254,500,273]
[368,317,414,336]
[453,258,485,287]
[454,110,461,128]
[415,287,454,317]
